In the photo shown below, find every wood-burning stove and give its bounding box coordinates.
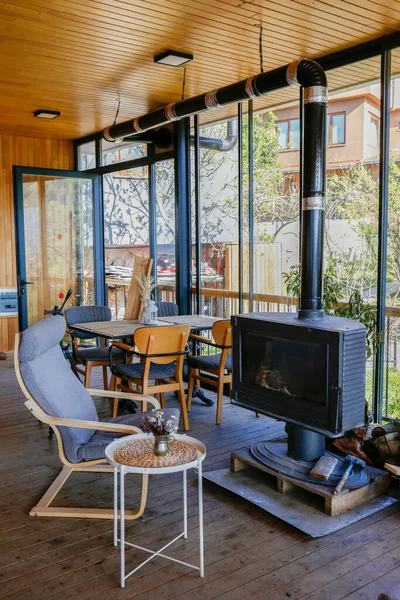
[231,58,367,463]
[232,312,366,439]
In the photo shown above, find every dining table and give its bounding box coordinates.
[72,314,220,406]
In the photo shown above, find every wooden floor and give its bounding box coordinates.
[0,357,399,600]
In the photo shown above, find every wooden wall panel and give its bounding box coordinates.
[0,134,74,351]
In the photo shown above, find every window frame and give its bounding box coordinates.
[327,111,346,146]
[276,118,301,150]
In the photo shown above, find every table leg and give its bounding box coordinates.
[192,385,214,406]
[113,468,118,547]
[120,467,125,588]
[198,461,204,577]
[191,336,214,406]
[183,469,187,539]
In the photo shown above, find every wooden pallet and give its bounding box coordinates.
[230,447,391,517]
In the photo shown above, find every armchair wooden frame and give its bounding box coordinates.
[110,325,190,431]
[14,333,160,520]
[187,320,232,425]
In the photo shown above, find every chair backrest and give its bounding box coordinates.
[212,320,232,349]
[134,324,190,365]
[155,301,179,317]
[17,316,98,464]
[65,305,111,340]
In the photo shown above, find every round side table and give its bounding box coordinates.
[105,433,206,588]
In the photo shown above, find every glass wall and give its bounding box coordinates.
[155,159,176,303]
[102,140,146,166]
[383,49,400,419]
[103,166,150,318]
[198,115,239,318]
[251,91,300,309]
[321,57,381,413]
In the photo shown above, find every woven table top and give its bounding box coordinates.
[113,437,198,468]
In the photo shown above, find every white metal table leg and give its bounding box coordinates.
[120,466,125,588]
[183,469,187,539]
[198,461,204,577]
[113,467,118,547]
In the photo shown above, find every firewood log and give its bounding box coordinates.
[374,432,400,460]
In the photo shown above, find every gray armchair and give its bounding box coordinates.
[15,315,179,519]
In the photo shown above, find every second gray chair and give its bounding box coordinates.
[65,305,123,388]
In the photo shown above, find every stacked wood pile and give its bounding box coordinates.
[328,423,400,471]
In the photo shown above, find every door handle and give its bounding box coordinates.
[17,276,35,296]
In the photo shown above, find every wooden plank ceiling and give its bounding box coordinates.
[0,0,400,140]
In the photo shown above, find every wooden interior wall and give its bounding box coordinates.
[0,134,74,352]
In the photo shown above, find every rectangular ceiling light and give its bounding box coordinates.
[33,109,61,119]
[154,50,193,67]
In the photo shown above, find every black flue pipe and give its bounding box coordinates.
[103,58,327,318]
[288,61,327,319]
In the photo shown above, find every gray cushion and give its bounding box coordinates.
[19,316,99,464]
[66,306,111,340]
[112,361,177,381]
[75,346,124,363]
[19,315,66,362]
[189,353,232,371]
[77,408,180,462]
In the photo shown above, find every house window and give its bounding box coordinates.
[369,113,380,149]
[327,112,345,145]
[277,119,300,149]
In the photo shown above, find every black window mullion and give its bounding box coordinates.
[238,104,244,314]
[248,99,254,312]
[374,48,391,423]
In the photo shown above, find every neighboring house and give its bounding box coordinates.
[274,79,400,179]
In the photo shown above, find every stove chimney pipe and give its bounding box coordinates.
[287,59,327,319]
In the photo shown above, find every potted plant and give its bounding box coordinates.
[141,410,178,456]
[283,264,379,358]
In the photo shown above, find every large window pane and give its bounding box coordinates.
[102,139,147,166]
[384,50,400,419]
[251,102,300,311]
[198,116,239,318]
[156,159,176,303]
[103,166,149,318]
[324,57,381,414]
[77,141,96,170]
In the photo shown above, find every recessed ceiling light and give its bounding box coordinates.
[154,50,193,67]
[33,110,61,119]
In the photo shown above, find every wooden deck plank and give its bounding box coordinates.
[0,357,398,600]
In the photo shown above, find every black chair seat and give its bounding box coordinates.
[75,346,124,363]
[112,361,176,380]
[188,353,232,371]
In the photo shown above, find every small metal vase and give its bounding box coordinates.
[154,435,169,456]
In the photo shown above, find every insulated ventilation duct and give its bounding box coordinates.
[103,59,327,316]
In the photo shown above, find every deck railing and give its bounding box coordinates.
[107,282,400,421]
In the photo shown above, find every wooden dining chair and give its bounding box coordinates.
[187,320,232,425]
[109,324,191,430]
[65,305,124,389]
